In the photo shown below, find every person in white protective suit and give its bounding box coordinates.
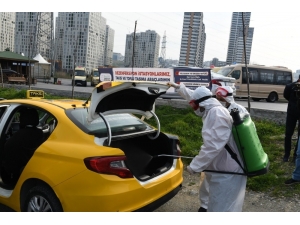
[168,82,247,212]
[215,86,249,116]
[197,86,250,212]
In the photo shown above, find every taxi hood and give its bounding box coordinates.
[87,81,169,122]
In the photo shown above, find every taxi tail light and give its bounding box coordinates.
[84,156,133,178]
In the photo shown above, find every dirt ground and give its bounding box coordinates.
[154,169,300,212]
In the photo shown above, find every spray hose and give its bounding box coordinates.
[153,154,194,159]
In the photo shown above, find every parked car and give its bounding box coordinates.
[160,67,236,99]
[210,71,236,95]
[0,82,183,212]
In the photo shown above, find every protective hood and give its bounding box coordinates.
[191,86,222,119]
[216,86,235,104]
[191,86,212,100]
[87,81,169,122]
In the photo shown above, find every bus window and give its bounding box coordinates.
[275,71,284,85]
[231,70,240,79]
[276,71,291,85]
[250,70,259,84]
[284,72,292,84]
[259,70,274,84]
[242,68,259,84]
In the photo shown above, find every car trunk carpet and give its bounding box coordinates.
[110,133,173,180]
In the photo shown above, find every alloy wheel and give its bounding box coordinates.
[27,195,53,212]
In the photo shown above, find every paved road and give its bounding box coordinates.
[31,78,288,112]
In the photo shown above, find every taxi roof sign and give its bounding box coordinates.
[26,90,44,99]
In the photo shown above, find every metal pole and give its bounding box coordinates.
[72,27,79,99]
[242,12,251,113]
[131,21,137,80]
[28,41,31,90]
[50,12,54,79]
[0,63,4,88]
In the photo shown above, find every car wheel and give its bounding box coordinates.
[266,92,277,102]
[252,98,261,102]
[24,185,63,212]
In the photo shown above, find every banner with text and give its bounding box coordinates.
[98,67,174,92]
[173,68,211,90]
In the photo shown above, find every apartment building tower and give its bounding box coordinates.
[113,52,124,61]
[104,25,115,67]
[178,12,206,68]
[14,12,53,60]
[226,12,254,65]
[124,30,160,68]
[0,12,15,52]
[55,12,107,74]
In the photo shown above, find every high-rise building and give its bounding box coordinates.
[55,12,109,74]
[113,52,124,61]
[104,25,114,67]
[124,30,160,68]
[0,12,15,52]
[178,12,206,67]
[226,12,254,65]
[14,12,53,60]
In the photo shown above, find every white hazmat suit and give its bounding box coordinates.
[172,83,247,212]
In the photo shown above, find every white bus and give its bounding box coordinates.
[216,64,293,102]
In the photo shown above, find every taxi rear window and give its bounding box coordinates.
[66,108,153,137]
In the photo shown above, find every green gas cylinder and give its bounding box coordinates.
[230,109,269,177]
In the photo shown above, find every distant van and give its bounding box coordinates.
[73,66,88,87]
[90,68,100,87]
[216,64,293,102]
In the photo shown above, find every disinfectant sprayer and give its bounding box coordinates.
[230,108,269,177]
[152,154,194,159]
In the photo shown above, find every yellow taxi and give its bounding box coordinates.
[0,81,183,212]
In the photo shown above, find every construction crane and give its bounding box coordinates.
[159,31,166,68]
[31,12,54,76]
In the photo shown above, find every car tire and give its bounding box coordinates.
[24,185,63,212]
[266,92,278,102]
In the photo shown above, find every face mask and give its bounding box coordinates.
[194,108,205,117]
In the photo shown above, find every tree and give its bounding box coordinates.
[5,48,10,51]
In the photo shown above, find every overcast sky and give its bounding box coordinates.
[14,0,300,72]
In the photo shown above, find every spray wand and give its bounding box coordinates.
[152,154,194,159]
